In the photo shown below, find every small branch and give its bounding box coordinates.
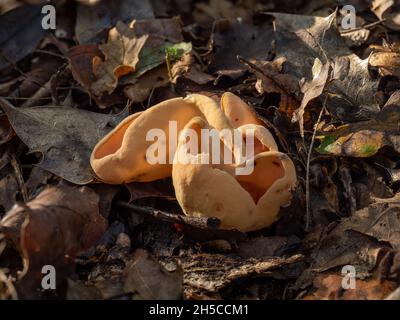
[305,102,326,232]
[117,201,220,229]
[340,19,386,34]
[237,55,300,101]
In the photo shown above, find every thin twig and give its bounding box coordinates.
[20,79,52,108]
[10,153,28,202]
[34,49,67,59]
[237,55,298,100]
[305,102,326,232]
[147,87,155,109]
[117,201,220,229]
[0,96,51,101]
[340,19,386,34]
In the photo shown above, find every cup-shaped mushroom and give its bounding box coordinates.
[90,95,232,184]
[221,92,262,127]
[172,117,297,232]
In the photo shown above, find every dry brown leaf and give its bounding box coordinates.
[295,58,331,137]
[304,274,396,300]
[0,98,129,184]
[269,12,380,125]
[0,185,107,298]
[68,44,102,95]
[372,0,400,31]
[370,46,400,78]
[75,0,154,44]
[123,65,169,103]
[326,194,400,249]
[317,105,400,157]
[91,21,148,96]
[123,249,183,299]
[172,53,214,85]
[208,19,274,78]
[0,165,19,214]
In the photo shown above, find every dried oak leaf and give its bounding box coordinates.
[0,185,107,298]
[91,21,148,96]
[317,105,400,157]
[0,98,129,184]
[123,249,183,300]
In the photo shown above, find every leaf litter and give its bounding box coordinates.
[1,0,400,300]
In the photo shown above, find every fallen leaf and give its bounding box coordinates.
[0,0,21,14]
[123,249,183,299]
[67,44,102,95]
[0,185,107,298]
[93,18,192,95]
[0,98,129,184]
[0,165,19,214]
[123,65,170,103]
[75,0,154,44]
[172,53,215,85]
[268,12,380,125]
[327,194,400,249]
[369,45,400,78]
[208,19,274,79]
[304,273,396,300]
[0,5,46,71]
[316,105,400,157]
[124,41,191,81]
[121,18,191,82]
[295,58,331,137]
[372,0,400,31]
[91,21,148,96]
[310,229,390,274]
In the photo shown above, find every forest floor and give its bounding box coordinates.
[0,0,400,300]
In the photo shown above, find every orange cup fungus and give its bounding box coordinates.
[90,92,297,231]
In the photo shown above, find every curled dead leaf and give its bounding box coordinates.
[0,185,107,298]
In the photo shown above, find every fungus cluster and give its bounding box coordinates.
[90,92,297,232]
